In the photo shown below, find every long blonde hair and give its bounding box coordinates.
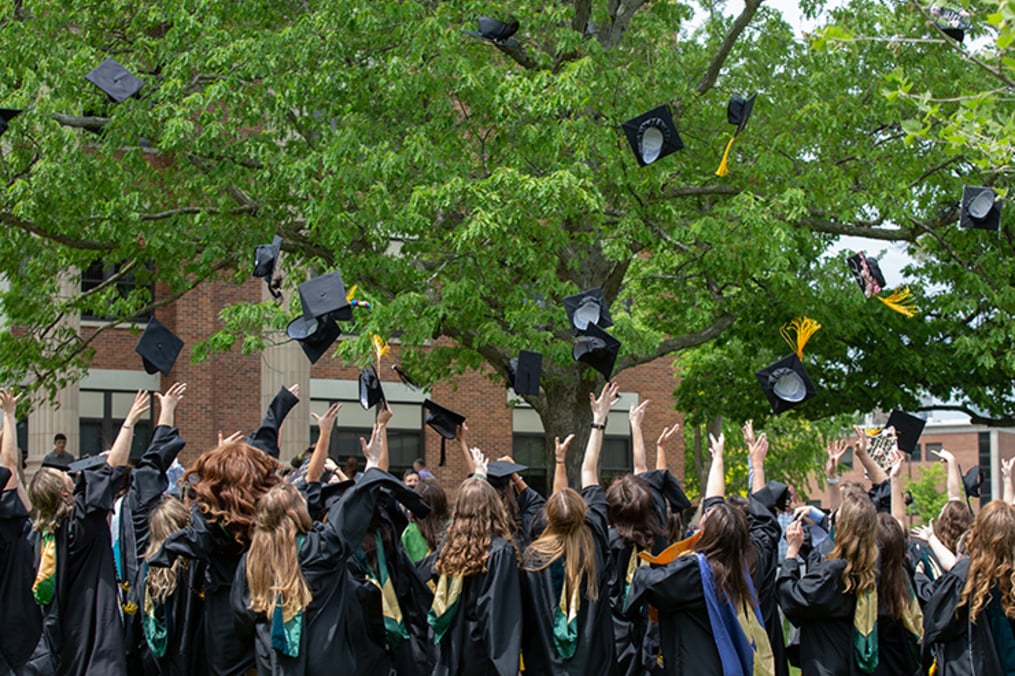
[436,478,516,577]
[29,468,73,533]
[829,492,878,596]
[523,488,598,601]
[245,483,313,621]
[959,500,1015,623]
[145,497,190,605]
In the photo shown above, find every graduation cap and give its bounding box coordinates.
[68,454,110,473]
[562,287,613,333]
[486,460,527,487]
[135,318,184,376]
[716,94,757,176]
[509,350,542,397]
[963,466,982,498]
[253,235,283,300]
[960,186,1001,231]
[392,364,422,391]
[0,109,21,137]
[885,409,926,455]
[622,104,684,167]
[359,365,386,410]
[423,399,466,467]
[286,314,341,364]
[85,58,145,103]
[755,317,820,415]
[298,271,352,322]
[572,321,621,381]
[930,6,972,42]
[461,16,520,43]
[754,480,791,514]
[846,251,918,317]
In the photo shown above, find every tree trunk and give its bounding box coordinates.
[536,371,601,488]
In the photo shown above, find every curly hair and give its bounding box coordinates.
[184,442,281,546]
[29,468,74,534]
[935,500,974,555]
[959,500,1015,623]
[145,497,191,605]
[436,478,516,577]
[246,483,313,621]
[829,491,878,596]
[695,501,756,607]
[523,488,599,602]
[606,474,664,551]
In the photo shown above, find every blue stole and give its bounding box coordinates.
[696,553,765,676]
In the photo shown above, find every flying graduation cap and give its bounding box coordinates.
[572,321,621,381]
[960,186,1001,231]
[509,350,542,397]
[847,251,918,317]
[885,409,927,455]
[135,317,184,376]
[85,58,145,103]
[755,317,820,415]
[716,93,756,177]
[423,399,466,467]
[0,109,21,137]
[622,105,684,167]
[252,235,283,300]
[562,287,613,334]
[461,16,520,44]
[286,314,341,364]
[359,365,385,410]
[963,466,983,498]
[930,6,972,42]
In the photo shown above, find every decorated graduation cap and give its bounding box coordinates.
[885,409,926,455]
[461,16,520,43]
[135,317,184,376]
[85,58,144,103]
[423,399,466,466]
[847,251,918,317]
[622,104,684,167]
[0,109,21,137]
[755,317,820,415]
[286,314,341,364]
[572,321,621,381]
[562,287,613,334]
[930,6,972,42]
[509,350,542,397]
[252,235,283,300]
[716,93,757,177]
[486,460,527,487]
[960,186,1001,231]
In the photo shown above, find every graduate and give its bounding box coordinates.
[518,386,615,676]
[0,389,41,675]
[427,448,522,676]
[25,389,149,676]
[401,478,448,564]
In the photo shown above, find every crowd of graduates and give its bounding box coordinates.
[0,379,1013,676]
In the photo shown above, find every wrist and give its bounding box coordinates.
[826,476,840,484]
[590,422,606,430]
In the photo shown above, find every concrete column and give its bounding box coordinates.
[260,283,310,464]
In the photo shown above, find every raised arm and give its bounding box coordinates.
[1003,457,1014,505]
[376,402,392,472]
[930,448,963,502]
[629,399,650,475]
[705,431,725,500]
[308,403,342,483]
[747,424,769,495]
[246,384,300,458]
[825,437,848,513]
[887,449,906,530]
[456,422,473,474]
[553,435,574,494]
[656,423,679,471]
[912,521,957,572]
[108,390,150,467]
[586,382,620,488]
[852,425,888,486]
[0,390,24,502]
[155,382,186,428]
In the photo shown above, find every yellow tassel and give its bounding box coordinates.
[371,333,390,367]
[780,317,822,359]
[877,287,917,318]
[346,284,358,303]
[715,136,736,177]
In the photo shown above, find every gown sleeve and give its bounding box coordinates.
[624,554,701,617]
[127,425,186,555]
[315,468,409,563]
[477,540,523,676]
[517,487,547,542]
[776,558,847,624]
[245,386,300,458]
[148,504,213,567]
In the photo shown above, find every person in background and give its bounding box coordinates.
[403,470,420,489]
[42,433,75,469]
[413,458,434,481]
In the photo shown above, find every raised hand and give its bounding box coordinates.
[748,431,769,466]
[469,447,489,478]
[930,448,956,464]
[555,434,575,464]
[125,390,151,427]
[852,425,869,455]
[628,399,650,427]
[590,381,621,423]
[287,383,300,398]
[155,382,186,426]
[911,522,934,542]
[219,430,244,445]
[360,423,383,470]
[742,420,756,447]
[887,449,905,479]
[0,389,21,415]
[310,402,342,432]
[708,431,725,459]
[376,401,393,426]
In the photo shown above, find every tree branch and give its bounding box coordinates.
[918,404,1014,428]
[493,41,541,69]
[695,0,765,94]
[796,217,913,241]
[0,213,117,250]
[654,184,743,200]
[603,0,651,48]
[617,311,737,371]
[573,0,593,34]
[52,113,110,131]
[137,205,257,221]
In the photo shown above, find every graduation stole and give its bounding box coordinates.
[853,587,878,674]
[32,532,57,606]
[142,563,170,659]
[271,534,306,659]
[550,558,581,660]
[427,573,464,645]
[355,532,409,649]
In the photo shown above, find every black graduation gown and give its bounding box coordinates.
[777,557,861,676]
[746,492,790,676]
[26,464,128,676]
[520,485,615,676]
[428,536,522,676]
[0,468,42,675]
[874,613,920,676]
[922,557,1009,676]
[516,486,546,547]
[245,386,300,459]
[230,469,408,676]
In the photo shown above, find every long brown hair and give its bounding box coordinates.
[184,442,281,546]
[414,478,449,553]
[935,500,974,555]
[606,474,663,551]
[523,488,599,601]
[245,483,313,621]
[29,468,73,533]
[145,497,191,604]
[959,500,1015,623]
[876,513,909,620]
[695,501,755,607]
[829,492,878,596]
[436,478,516,577]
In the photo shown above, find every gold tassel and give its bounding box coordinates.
[346,284,358,303]
[780,317,822,359]
[371,334,390,367]
[715,136,736,177]
[877,287,917,318]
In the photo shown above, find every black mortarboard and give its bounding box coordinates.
[754,480,791,514]
[423,399,466,467]
[298,271,352,322]
[85,58,145,103]
[726,94,757,136]
[135,318,184,376]
[960,186,1001,231]
[562,287,613,333]
[253,235,282,279]
[392,364,422,391]
[885,409,926,455]
[572,321,621,381]
[0,109,21,137]
[847,252,887,298]
[359,365,386,410]
[286,314,341,364]
[509,350,542,397]
[486,460,527,487]
[461,16,520,43]
[963,466,982,498]
[622,105,684,167]
[67,454,110,473]
[755,353,816,415]
[931,7,972,42]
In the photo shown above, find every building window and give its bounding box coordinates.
[978,432,991,504]
[601,437,633,483]
[512,434,548,496]
[841,446,854,469]
[911,443,922,462]
[79,390,153,460]
[80,260,154,322]
[925,442,942,459]
[310,419,421,480]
